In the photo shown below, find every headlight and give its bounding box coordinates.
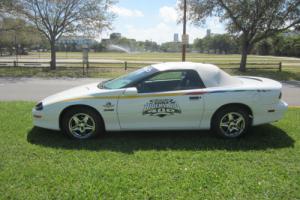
[35,102,43,111]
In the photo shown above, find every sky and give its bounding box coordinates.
[103,0,226,44]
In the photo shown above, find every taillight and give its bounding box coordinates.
[279,92,282,99]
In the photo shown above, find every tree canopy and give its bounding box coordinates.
[15,0,116,69]
[194,34,238,54]
[185,0,300,71]
[0,18,47,56]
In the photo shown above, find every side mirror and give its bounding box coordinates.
[124,87,138,96]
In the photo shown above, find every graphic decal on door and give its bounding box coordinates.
[142,99,181,118]
[103,102,115,112]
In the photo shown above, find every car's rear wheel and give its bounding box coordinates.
[62,107,104,139]
[212,107,250,138]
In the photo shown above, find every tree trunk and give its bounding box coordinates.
[239,41,251,72]
[50,41,56,70]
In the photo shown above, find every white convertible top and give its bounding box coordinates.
[152,62,241,87]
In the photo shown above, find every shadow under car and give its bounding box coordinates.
[27,124,295,154]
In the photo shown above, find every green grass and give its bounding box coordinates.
[25,52,300,63]
[1,66,299,81]
[1,52,300,80]
[0,102,299,199]
[227,68,300,81]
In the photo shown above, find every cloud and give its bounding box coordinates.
[110,5,144,17]
[104,4,226,44]
[159,6,178,23]
[125,23,173,43]
[123,22,208,44]
[203,17,225,33]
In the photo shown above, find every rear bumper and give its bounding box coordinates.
[276,100,288,111]
[253,100,288,126]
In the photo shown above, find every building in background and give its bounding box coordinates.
[109,33,122,41]
[174,33,179,42]
[58,36,97,47]
[283,30,300,37]
[206,29,211,37]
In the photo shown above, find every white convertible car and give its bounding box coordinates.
[32,62,288,139]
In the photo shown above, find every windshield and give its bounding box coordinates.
[101,66,158,89]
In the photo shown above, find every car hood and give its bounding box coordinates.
[41,82,122,105]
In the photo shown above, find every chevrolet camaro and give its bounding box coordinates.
[32,62,288,139]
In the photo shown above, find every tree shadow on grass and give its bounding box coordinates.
[27,124,295,153]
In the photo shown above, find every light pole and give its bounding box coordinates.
[82,44,89,75]
[38,45,41,59]
[182,0,187,62]
[18,44,21,59]
[14,33,18,67]
[64,43,68,58]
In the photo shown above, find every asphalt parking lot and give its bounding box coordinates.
[0,77,299,106]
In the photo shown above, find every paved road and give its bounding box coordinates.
[281,81,300,106]
[0,78,103,101]
[0,78,299,106]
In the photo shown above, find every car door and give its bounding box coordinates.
[117,70,205,130]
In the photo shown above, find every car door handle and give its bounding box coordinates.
[189,96,201,100]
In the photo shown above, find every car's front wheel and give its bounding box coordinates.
[212,107,250,138]
[61,107,104,139]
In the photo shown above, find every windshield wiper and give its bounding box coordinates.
[98,79,113,89]
[98,82,105,89]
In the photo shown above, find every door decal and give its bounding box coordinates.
[142,99,181,118]
[103,102,115,111]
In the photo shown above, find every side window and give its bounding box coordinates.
[180,70,205,90]
[148,71,181,81]
[136,70,205,93]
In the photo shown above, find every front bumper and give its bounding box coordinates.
[32,108,60,131]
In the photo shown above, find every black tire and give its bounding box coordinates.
[61,107,104,139]
[212,106,250,138]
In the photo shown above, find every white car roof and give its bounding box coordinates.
[152,62,241,87]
